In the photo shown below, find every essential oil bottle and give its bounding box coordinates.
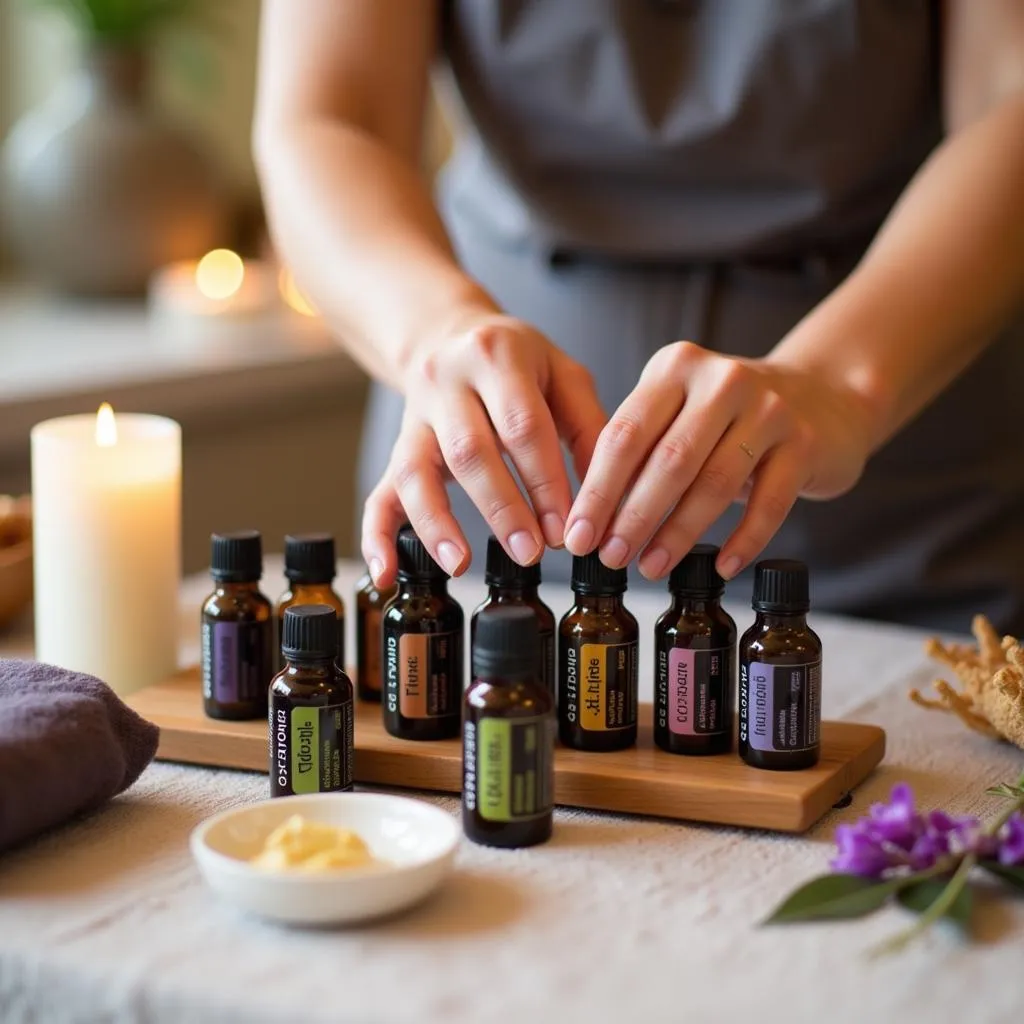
[470,535,556,697]
[464,606,555,848]
[201,531,274,721]
[275,534,345,674]
[382,527,464,741]
[654,544,737,756]
[355,569,397,703]
[739,559,822,771]
[558,552,639,751]
[269,604,354,797]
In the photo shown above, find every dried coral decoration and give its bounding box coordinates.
[912,615,1024,746]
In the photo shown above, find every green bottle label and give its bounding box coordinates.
[270,696,353,797]
[476,715,553,822]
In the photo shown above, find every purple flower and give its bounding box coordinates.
[997,813,1024,866]
[829,784,982,879]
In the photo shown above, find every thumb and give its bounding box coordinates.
[546,355,607,482]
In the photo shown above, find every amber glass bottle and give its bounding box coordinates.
[654,544,737,756]
[739,560,822,771]
[470,535,556,697]
[269,604,354,797]
[464,607,555,848]
[355,570,397,703]
[558,552,639,751]
[382,527,464,741]
[275,534,345,673]
[201,531,273,721]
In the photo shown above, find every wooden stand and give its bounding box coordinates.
[128,667,885,833]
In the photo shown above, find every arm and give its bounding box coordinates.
[253,0,492,385]
[254,1,606,579]
[566,0,1024,580]
[766,0,1024,448]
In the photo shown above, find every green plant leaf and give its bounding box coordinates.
[979,861,1024,892]
[986,785,1019,800]
[764,874,900,924]
[896,879,973,926]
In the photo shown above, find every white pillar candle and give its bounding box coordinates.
[31,406,181,695]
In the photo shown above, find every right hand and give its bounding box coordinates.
[361,308,607,586]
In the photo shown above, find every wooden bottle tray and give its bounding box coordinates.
[128,667,885,833]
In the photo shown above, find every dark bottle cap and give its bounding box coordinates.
[210,531,262,583]
[281,604,338,661]
[396,526,447,582]
[752,559,810,614]
[571,551,627,596]
[472,606,539,678]
[669,544,725,597]
[284,533,336,584]
[484,534,541,588]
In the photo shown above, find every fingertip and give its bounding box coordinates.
[718,553,744,581]
[540,512,565,549]
[564,518,595,556]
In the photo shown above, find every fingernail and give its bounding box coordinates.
[600,535,630,569]
[508,529,541,565]
[541,513,565,548]
[719,555,742,580]
[565,518,595,554]
[437,540,463,576]
[369,557,384,583]
[640,547,670,579]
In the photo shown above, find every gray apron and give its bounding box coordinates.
[358,0,1024,634]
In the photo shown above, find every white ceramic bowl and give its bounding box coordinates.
[191,792,460,926]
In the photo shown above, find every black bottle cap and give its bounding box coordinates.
[472,606,540,678]
[752,559,810,614]
[669,544,724,597]
[210,531,262,583]
[284,533,336,584]
[396,527,447,581]
[281,604,338,661]
[484,534,541,588]
[571,551,627,596]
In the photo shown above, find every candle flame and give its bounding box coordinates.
[196,249,245,301]
[278,267,318,317]
[96,403,117,447]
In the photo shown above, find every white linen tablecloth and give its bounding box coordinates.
[1,562,1022,1024]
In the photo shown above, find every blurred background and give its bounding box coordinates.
[0,0,452,573]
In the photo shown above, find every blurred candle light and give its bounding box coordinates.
[196,248,246,301]
[278,266,319,318]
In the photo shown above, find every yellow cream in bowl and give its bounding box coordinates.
[249,815,376,873]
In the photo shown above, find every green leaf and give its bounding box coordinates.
[979,861,1024,892]
[764,874,900,924]
[985,785,1019,800]
[896,879,973,926]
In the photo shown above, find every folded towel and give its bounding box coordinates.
[0,659,159,852]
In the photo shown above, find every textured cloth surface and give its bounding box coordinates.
[0,660,159,853]
[1,565,1023,1023]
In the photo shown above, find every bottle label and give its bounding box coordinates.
[389,631,459,719]
[269,694,354,796]
[575,641,638,732]
[539,629,556,696]
[466,714,555,822]
[359,608,383,693]
[743,660,821,752]
[662,646,732,736]
[202,619,272,705]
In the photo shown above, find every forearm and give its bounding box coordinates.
[768,95,1024,450]
[256,118,496,389]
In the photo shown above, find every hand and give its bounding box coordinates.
[362,308,607,586]
[564,341,875,580]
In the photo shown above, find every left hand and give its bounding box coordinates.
[563,341,875,580]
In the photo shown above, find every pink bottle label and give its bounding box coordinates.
[667,646,730,736]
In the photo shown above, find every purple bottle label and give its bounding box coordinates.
[745,660,821,752]
[666,646,731,736]
[202,620,272,706]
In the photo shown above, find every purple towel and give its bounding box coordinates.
[0,659,159,852]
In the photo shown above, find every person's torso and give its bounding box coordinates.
[440,0,943,260]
